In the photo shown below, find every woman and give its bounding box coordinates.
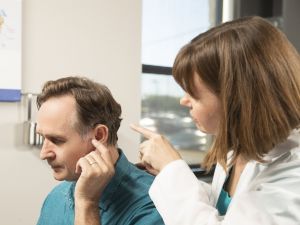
[131,16,300,224]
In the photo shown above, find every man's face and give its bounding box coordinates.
[36,95,94,181]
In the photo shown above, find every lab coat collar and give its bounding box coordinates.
[262,129,300,162]
[212,129,300,206]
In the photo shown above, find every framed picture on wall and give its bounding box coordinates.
[0,0,21,102]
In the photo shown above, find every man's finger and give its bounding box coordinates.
[91,139,113,165]
[130,124,157,139]
[75,157,89,174]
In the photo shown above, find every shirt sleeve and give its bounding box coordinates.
[149,160,220,225]
[149,159,300,225]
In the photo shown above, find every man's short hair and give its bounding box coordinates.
[37,76,122,145]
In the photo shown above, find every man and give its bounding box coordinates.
[36,76,164,225]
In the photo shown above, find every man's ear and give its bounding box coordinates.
[93,124,109,144]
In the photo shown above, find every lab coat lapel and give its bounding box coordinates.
[211,163,227,206]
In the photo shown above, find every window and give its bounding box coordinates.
[141,0,221,164]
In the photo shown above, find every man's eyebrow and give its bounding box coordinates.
[48,134,67,139]
[38,133,67,140]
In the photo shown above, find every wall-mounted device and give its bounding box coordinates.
[23,93,43,147]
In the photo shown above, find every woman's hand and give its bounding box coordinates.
[131,124,181,175]
[74,139,115,204]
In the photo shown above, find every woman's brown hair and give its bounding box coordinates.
[173,16,300,170]
[37,76,122,145]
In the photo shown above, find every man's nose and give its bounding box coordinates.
[40,140,55,160]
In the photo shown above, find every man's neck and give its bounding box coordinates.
[106,145,120,166]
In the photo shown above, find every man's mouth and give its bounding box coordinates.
[50,165,62,170]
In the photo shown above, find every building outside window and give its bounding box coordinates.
[141,0,222,164]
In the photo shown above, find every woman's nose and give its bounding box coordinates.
[180,94,191,107]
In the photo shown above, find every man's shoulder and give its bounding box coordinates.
[127,161,155,183]
[117,149,155,185]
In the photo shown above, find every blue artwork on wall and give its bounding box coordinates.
[0,0,22,102]
[0,88,21,102]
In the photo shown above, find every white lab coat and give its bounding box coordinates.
[149,129,300,225]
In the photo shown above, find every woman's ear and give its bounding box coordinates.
[93,124,109,144]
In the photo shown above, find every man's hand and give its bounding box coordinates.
[75,139,115,204]
[74,139,115,225]
[131,124,181,175]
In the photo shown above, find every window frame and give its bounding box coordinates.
[140,0,223,177]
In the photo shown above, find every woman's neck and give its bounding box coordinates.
[226,155,248,196]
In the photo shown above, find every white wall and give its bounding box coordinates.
[0,0,141,224]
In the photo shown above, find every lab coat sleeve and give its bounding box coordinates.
[149,160,222,225]
[149,160,280,225]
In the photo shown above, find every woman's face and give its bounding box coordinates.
[180,74,221,135]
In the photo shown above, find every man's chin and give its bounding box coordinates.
[53,173,79,181]
[53,173,65,181]
[51,167,79,181]
[52,170,69,181]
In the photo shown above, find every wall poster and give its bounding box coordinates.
[0,0,21,102]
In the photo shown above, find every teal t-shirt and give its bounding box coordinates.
[216,168,232,216]
[37,150,164,225]
[216,188,232,216]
